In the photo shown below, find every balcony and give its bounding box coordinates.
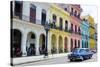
[64,29,71,33]
[89,36,95,39]
[12,12,48,27]
[70,12,81,20]
[48,23,57,29]
[90,26,95,29]
[69,30,81,35]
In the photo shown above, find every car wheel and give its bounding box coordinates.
[80,56,84,61]
[70,59,74,62]
[89,55,92,59]
[89,56,91,59]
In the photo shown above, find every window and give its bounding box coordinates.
[79,49,85,53]
[41,9,46,25]
[52,14,57,23]
[64,8,67,11]
[65,20,68,30]
[75,25,77,33]
[71,8,74,15]
[74,10,77,17]
[71,24,73,31]
[30,4,36,23]
[59,17,63,30]
[78,27,80,34]
[14,1,23,19]
[78,13,80,19]
[71,8,73,12]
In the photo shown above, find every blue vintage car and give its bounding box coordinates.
[68,48,93,61]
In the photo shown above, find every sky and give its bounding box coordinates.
[81,5,98,23]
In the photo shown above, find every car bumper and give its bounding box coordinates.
[68,55,82,60]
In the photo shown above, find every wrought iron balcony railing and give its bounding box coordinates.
[12,12,48,27]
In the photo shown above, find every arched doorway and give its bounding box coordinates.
[11,29,22,57]
[39,34,45,55]
[51,34,57,54]
[26,32,36,56]
[85,41,88,48]
[70,38,73,51]
[86,41,88,48]
[75,39,77,48]
[78,40,80,48]
[64,37,68,52]
[82,40,84,48]
[59,36,63,53]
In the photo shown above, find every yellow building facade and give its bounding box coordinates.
[87,15,96,49]
[48,4,71,54]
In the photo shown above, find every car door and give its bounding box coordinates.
[85,49,90,58]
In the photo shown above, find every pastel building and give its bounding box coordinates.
[68,5,82,51]
[11,1,51,58]
[94,24,97,50]
[87,15,96,49]
[81,17,89,48]
[48,4,71,54]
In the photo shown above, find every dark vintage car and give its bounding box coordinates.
[68,48,93,61]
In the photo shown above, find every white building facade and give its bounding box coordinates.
[11,1,51,58]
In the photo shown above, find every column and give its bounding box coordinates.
[36,34,40,55]
[21,31,27,56]
[80,40,82,48]
[68,37,71,52]
[47,32,51,54]
[62,37,64,52]
[56,35,59,53]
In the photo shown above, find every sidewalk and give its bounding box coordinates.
[12,53,70,65]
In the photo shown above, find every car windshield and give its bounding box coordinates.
[79,49,85,53]
[72,49,79,53]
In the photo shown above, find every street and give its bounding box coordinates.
[13,53,97,67]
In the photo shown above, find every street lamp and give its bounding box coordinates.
[44,22,50,57]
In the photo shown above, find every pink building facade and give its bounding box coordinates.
[69,5,82,51]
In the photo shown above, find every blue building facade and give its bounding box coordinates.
[81,18,89,48]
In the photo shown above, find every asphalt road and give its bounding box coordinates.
[13,53,97,67]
